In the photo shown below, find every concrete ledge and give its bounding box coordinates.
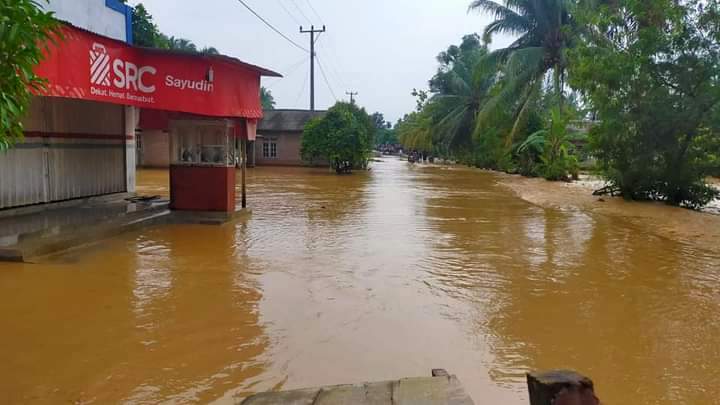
[240,370,474,405]
[0,192,135,219]
[0,205,254,263]
[170,208,251,226]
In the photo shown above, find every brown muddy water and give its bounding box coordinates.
[2,158,720,404]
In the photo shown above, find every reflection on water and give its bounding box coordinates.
[2,159,720,404]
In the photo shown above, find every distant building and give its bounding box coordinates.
[255,109,326,166]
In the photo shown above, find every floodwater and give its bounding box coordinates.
[2,158,720,404]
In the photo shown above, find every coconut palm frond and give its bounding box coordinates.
[469,0,524,21]
[482,17,531,41]
[517,129,548,154]
[503,46,545,80]
[506,78,542,146]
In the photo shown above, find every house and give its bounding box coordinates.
[255,109,326,166]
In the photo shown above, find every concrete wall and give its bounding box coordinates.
[44,0,131,43]
[0,97,129,209]
[255,132,304,166]
[138,130,170,168]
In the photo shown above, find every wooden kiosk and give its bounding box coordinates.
[168,119,237,212]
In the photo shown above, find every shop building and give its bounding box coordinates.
[1,0,279,213]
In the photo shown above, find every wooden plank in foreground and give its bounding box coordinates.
[240,370,474,405]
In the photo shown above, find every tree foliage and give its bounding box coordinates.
[399,35,496,156]
[371,112,397,146]
[469,0,576,143]
[261,87,275,110]
[0,0,59,151]
[395,0,719,208]
[301,102,375,173]
[569,0,720,207]
[123,2,219,54]
[518,107,579,180]
[127,3,160,47]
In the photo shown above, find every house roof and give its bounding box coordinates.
[258,109,327,132]
[60,21,282,78]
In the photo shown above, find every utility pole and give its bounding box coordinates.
[300,25,325,111]
[346,91,358,104]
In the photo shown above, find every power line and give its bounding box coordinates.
[316,55,338,102]
[294,64,311,106]
[304,0,325,25]
[316,35,348,90]
[276,0,303,27]
[317,40,346,88]
[265,56,307,89]
[290,0,313,25]
[235,0,309,53]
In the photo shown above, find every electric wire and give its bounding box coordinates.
[235,0,309,53]
[294,64,310,106]
[317,40,347,90]
[316,55,338,101]
[304,0,325,25]
[265,56,307,89]
[290,0,313,25]
[276,0,303,27]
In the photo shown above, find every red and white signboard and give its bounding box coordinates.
[34,25,279,119]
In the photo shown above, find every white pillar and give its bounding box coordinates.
[125,106,137,193]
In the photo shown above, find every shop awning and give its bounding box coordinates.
[34,24,281,120]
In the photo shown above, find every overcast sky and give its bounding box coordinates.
[129,0,512,123]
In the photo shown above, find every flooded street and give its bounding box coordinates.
[2,158,720,404]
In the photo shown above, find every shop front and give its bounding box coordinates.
[17,23,280,214]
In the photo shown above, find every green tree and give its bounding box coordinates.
[122,2,219,54]
[200,46,219,55]
[370,112,397,146]
[569,0,720,207]
[165,36,197,52]
[0,0,59,150]
[426,34,494,154]
[518,107,579,180]
[301,102,375,173]
[260,87,275,110]
[397,110,433,153]
[469,0,575,143]
[126,3,162,47]
[397,89,432,152]
[375,128,398,146]
[370,112,388,129]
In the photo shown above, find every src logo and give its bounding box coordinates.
[89,43,157,94]
[89,43,111,86]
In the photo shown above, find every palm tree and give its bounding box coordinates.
[469,0,575,143]
[425,34,497,154]
[404,34,502,157]
[260,87,275,110]
[166,36,198,52]
[200,46,220,55]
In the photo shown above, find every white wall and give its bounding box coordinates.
[44,0,128,42]
[125,106,138,192]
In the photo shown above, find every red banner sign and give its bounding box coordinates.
[34,25,280,119]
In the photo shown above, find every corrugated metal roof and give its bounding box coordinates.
[58,21,282,78]
[258,109,327,132]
